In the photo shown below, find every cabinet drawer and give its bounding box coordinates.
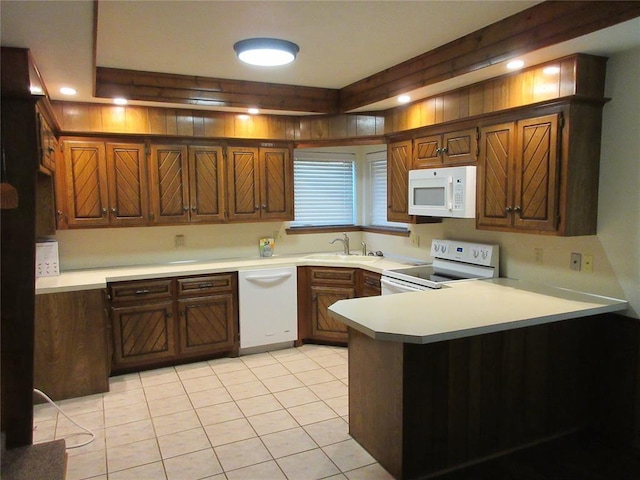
[177,274,234,297]
[310,267,357,286]
[109,279,174,303]
[361,271,381,297]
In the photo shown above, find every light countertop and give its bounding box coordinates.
[35,253,415,294]
[328,278,629,344]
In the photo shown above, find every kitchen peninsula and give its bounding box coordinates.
[328,279,628,479]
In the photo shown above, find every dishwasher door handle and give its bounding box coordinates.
[244,272,293,282]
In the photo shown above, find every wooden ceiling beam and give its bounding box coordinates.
[338,1,640,112]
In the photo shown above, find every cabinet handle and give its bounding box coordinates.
[198,283,214,288]
[183,206,189,212]
[111,207,118,214]
[191,205,197,211]
[514,206,521,212]
[441,147,448,154]
[436,148,442,155]
[166,312,172,318]
[254,205,259,211]
[505,206,513,212]
[102,208,107,215]
[56,210,63,217]
[134,289,150,295]
[262,204,267,210]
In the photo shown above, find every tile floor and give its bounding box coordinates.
[33,344,394,480]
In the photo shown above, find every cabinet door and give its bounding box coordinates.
[359,270,381,297]
[188,146,226,223]
[227,146,260,221]
[106,142,149,226]
[387,140,413,223]
[310,286,353,342]
[260,147,294,220]
[111,301,176,369]
[413,135,441,169]
[477,122,515,229]
[149,144,189,224]
[513,114,559,232]
[63,140,110,227]
[442,127,477,165]
[177,295,236,357]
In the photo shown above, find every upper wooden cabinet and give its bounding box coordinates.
[413,127,478,168]
[226,145,293,222]
[148,144,226,224]
[387,139,413,224]
[62,139,149,227]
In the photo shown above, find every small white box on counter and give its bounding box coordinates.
[36,240,59,277]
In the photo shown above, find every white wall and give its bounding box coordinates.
[53,49,639,317]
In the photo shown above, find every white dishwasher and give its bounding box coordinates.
[238,266,297,351]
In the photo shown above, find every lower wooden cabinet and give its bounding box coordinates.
[108,273,238,372]
[34,289,110,401]
[298,267,381,345]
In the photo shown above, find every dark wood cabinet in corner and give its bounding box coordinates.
[413,127,478,168]
[297,267,381,345]
[108,273,239,373]
[387,139,413,224]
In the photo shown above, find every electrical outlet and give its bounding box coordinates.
[175,234,185,247]
[534,248,543,265]
[570,252,581,271]
[273,230,281,241]
[411,233,420,248]
[582,254,593,272]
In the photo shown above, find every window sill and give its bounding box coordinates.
[286,225,410,237]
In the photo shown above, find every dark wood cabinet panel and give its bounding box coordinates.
[387,139,413,223]
[34,290,110,401]
[413,128,477,168]
[310,285,353,341]
[178,294,236,357]
[149,144,190,224]
[188,145,225,223]
[260,147,293,220]
[106,142,149,226]
[109,279,173,303]
[359,270,382,297]
[227,146,260,221]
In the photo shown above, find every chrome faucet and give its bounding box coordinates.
[329,232,350,255]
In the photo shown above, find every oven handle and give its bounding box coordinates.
[381,276,426,295]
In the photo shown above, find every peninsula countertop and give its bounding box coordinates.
[35,253,416,294]
[328,277,629,344]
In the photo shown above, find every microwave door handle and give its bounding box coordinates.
[447,176,454,211]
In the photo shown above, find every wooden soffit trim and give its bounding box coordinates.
[95,67,340,114]
[94,1,640,115]
[338,0,640,112]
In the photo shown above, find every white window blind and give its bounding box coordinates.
[367,151,406,228]
[292,152,355,227]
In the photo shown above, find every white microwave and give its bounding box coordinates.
[408,165,476,218]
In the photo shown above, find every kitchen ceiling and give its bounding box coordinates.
[2,1,640,115]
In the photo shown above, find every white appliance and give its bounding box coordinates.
[238,266,297,351]
[381,239,499,294]
[408,165,476,218]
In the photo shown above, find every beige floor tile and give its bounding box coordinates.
[225,460,287,480]
[250,363,291,380]
[107,437,161,473]
[65,427,105,456]
[298,344,339,359]
[303,418,351,447]
[236,394,283,417]
[104,401,149,427]
[32,418,57,444]
[226,380,270,400]
[261,374,304,393]
[196,401,244,426]
[323,438,376,472]
[144,380,186,401]
[276,448,340,480]
[106,418,155,448]
[56,410,104,438]
[217,369,259,387]
[204,418,257,447]
[295,368,337,386]
[281,358,321,374]
[175,361,215,380]
[108,461,167,480]
[309,380,348,400]
[33,402,58,422]
[148,393,193,417]
[214,437,272,472]
[152,409,201,437]
[261,426,318,458]
[240,351,280,368]
[139,367,180,388]
[269,348,308,362]
[181,375,224,393]
[326,364,348,380]
[325,395,349,417]
[273,386,320,408]
[163,448,223,480]
[311,353,347,368]
[188,386,233,409]
[157,427,210,459]
[108,372,142,393]
[103,387,147,410]
[288,401,338,426]
[55,393,104,415]
[247,409,299,436]
[65,449,107,480]
[208,357,248,374]
[344,462,395,479]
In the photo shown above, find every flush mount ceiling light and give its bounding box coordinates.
[506,60,525,70]
[233,38,299,67]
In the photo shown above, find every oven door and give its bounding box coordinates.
[381,276,426,295]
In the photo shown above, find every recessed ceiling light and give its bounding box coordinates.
[506,60,525,70]
[398,95,411,104]
[543,66,560,75]
[234,38,299,67]
[248,108,260,115]
[238,114,250,120]
[60,87,77,95]
[113,98,128,105]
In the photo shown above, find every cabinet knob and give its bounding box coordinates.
[102,208,107,215]
[436,148,442,155]
[441,147,448,154]
[514,206,521,212]
[111,207,118,214]
[255,205,259,211]
[505,206,512,212]
[191,205,197,211]
[262,204,267,210]
[183,206,189,212]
